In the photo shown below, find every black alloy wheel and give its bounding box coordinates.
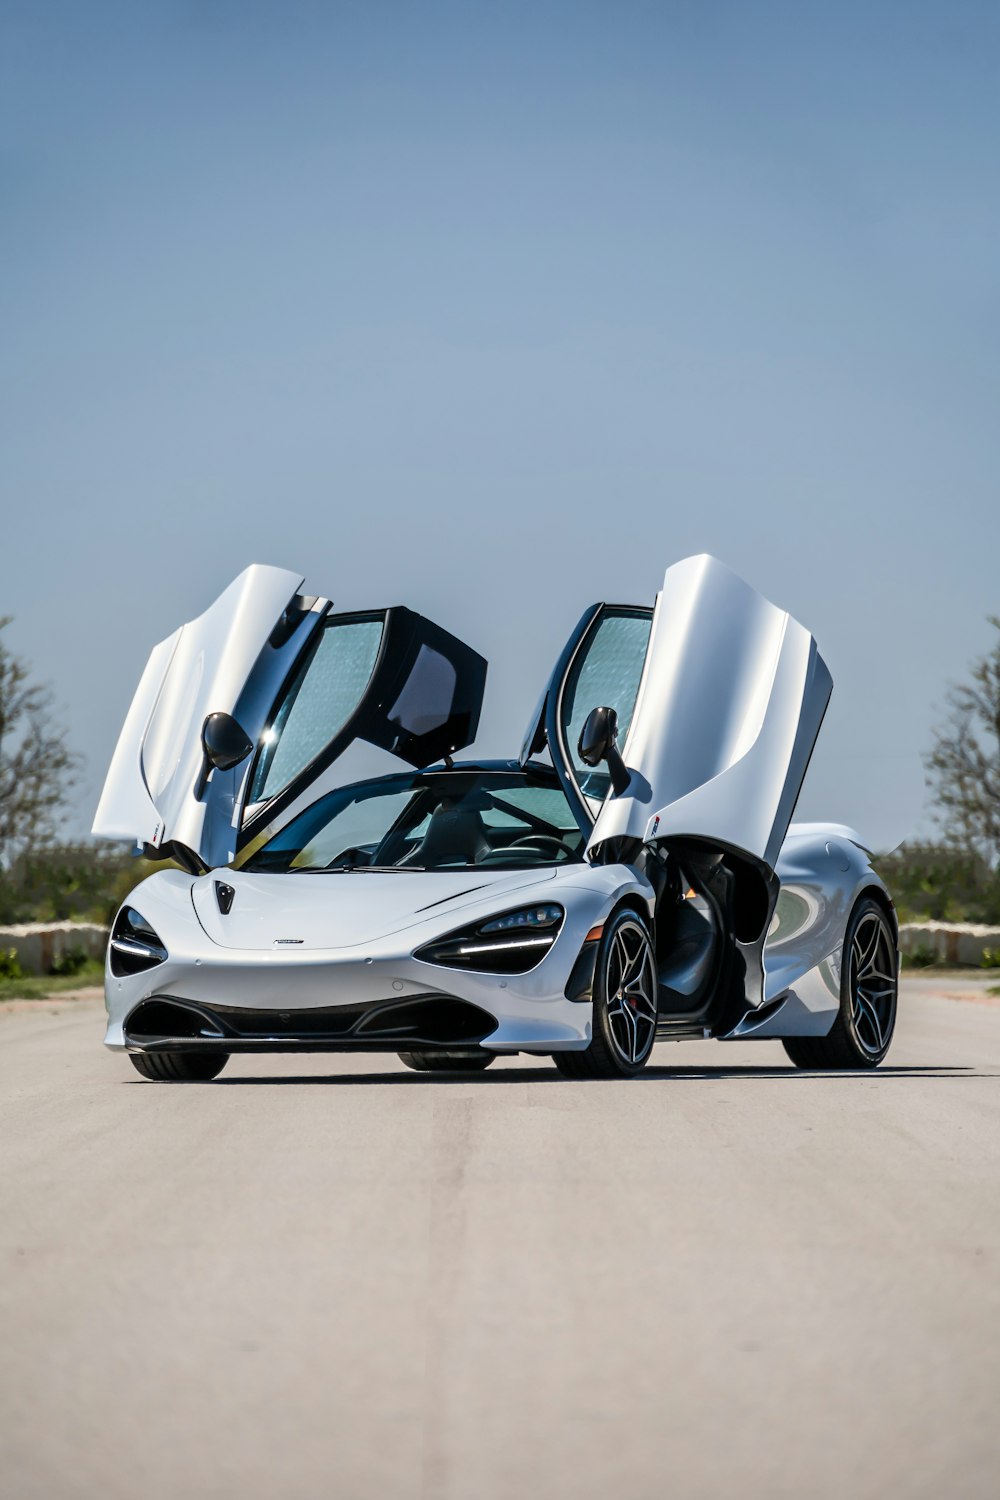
[783,896,898,1070]
[554,909,658,1079]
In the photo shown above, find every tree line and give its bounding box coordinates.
[1,614,999,926]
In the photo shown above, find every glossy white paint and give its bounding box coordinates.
[93,565,325,868]
[588,555,832,870]
[190,866,561,951]
[742,822,887,1038]
[103,862,653,1054]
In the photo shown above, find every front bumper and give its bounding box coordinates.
[105,942,594,1055]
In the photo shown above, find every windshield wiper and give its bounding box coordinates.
[354,865,425,873]
[290,863,426,874]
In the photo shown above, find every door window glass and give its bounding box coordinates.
[248,617,384,804]
[559,610,651,805]
[387,645,457,740]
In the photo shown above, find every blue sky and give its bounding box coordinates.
[2,0,998,850]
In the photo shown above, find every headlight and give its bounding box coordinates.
[109,907,168,977]
[415,904,564,974]
[480,905,563,934]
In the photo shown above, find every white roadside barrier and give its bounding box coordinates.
[0,921,108,977]
[899,921,1000,967]
[3,918,1000,979]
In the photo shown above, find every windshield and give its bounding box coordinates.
[243,769,586,873]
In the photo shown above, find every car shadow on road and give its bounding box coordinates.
[206,1063,986,1086]
[641,1064,984,1081]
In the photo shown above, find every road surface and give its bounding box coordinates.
[2,978,998,1499]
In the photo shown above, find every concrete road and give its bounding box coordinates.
[2,980,999,1500]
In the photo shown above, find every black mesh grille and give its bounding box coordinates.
[124,994,496,1051]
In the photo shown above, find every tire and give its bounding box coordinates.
[129,1050,229,1083]
[397,1050,495,1073]
[551,1051,588,1078]
[782,896,898,1070]
[554,908,658,1079]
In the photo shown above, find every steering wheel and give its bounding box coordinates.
[507,834,573,858]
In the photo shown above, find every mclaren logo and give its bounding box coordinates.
[274,938,304,945]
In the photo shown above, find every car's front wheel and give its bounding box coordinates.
[554,908,658,1079]
[129,1050,229,1082]
[782,896,898,1070]
[397,1050,495,1073]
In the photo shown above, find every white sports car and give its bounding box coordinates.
[93,554,898,1081]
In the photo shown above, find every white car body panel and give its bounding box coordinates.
[93,565,320,867]
[749,823,882,1038]
[190,867,561,951]
[103,862,654,1054]
[588,555,832,868]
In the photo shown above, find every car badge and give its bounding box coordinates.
[274,937,304,945]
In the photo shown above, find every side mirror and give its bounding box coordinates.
[201,712,253,773]
[578,706,631,795]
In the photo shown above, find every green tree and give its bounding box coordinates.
[0,617,80,869]
[927,616,1000,867]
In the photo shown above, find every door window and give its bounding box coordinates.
[559,609,651,806]
[248,616,384,804]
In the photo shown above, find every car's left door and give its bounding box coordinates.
[524,554,831,874]
[523,555,832,1020]
[93,565,487,870]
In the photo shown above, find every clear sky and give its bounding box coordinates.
[2,0,998,852]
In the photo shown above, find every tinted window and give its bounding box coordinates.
[387,644,457,738]
[249,617,384,804]
[560,609,651,805]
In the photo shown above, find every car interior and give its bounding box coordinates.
[245,770,586,874]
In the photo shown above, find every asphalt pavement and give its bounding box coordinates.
[2,978,998,1500]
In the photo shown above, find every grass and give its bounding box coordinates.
[0,960,104,1001]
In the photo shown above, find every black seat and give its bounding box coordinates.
[403,801,491,867]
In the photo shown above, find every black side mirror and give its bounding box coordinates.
[578,706,631,795]
[201,712,253,773]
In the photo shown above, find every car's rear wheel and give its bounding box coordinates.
[397,1050,495,1073]
[129,1050,229,1082]
[554,909,658,1079]
[782,896,898,1070]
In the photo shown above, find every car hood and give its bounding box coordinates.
[190,866,559,951]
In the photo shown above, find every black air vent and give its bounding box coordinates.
[215,881,235,915]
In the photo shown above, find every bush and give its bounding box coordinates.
[903,943,939,969]
[48,947,92,977]
[981,948,1000,970]
[0,946,23,980]
[0,842,146,925]
[874,842,1000,925]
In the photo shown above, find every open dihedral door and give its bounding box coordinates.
[93,565,487,871]
[585,554,832,868]
[529,554,832,1018]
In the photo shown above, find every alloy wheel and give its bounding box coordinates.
[848,910,897,1057]
[604,917,658,1066]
